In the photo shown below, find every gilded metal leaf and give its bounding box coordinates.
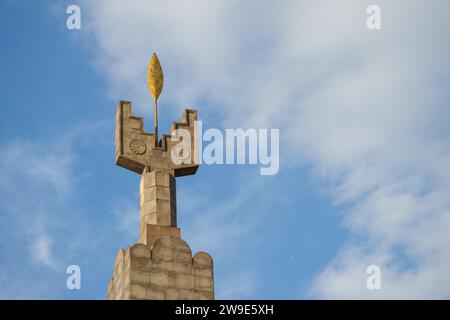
[147,53,163,101]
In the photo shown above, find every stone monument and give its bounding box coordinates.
[107,53,214,300]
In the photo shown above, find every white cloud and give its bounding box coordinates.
[82,0,450,298]
[31,225,58,270]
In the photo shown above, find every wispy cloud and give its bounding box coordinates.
[31,224,58,270]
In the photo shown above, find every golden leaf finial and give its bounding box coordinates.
[147,53,164,102]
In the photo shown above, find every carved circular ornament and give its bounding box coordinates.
[129,140,147,155]
[172,144,191,163]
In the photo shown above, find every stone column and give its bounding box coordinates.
[139,170,177,242]
[139,170,177,227]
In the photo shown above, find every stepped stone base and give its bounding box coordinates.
[108,225,214,300]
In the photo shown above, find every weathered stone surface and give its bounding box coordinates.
[146,288,165,300]
[130,243,151,259]
[130,284,146,300]
[193,252,213,266]
[176,273,195,290]
[193,267,213,277]
[196,290,214,300]
[173,262,192,274]
[131,257,151,271]
[195,276,214,292]
[130,270,150,284]
[166,288,180,300]
[141,224,180,247]
[174,250,192,263]
[108,235,214,300]
[180,289,195,300]
[153,244,173,262]
[150,270,169,287]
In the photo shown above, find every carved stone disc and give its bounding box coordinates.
[129,140,147,155]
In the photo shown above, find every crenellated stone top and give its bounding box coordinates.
[115,100,200,176]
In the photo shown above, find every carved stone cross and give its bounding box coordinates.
[115,100,199,244]
[108,54,213,300]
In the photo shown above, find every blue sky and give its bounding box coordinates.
[1,1,450,299]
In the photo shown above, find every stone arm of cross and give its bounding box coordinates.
[115,100,199,176]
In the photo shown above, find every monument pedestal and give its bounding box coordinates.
[107,226,214,300]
